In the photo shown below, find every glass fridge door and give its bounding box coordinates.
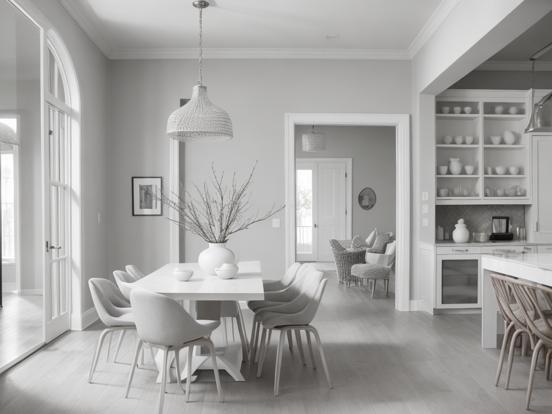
[441,259,479,305]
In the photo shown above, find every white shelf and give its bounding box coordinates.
[484,175,526,178]
[436,114,479,120]
[484,145,525,149]
[436,144,479,148]
[437,175,479,178]
[483,114,526,120]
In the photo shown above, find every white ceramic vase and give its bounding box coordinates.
[452,219,470,243]
[198,243,235,276]
[449,158,463,175]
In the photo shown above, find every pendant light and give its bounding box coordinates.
[525,41,552,133]
[167,1,233,142]
[301,125,327,152]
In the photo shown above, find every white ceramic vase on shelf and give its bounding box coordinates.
[452,219,470,243]
[198,243,235,275]
[449,158,463,175]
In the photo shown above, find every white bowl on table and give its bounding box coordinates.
[215,263,239,279]
[174,267,194,282]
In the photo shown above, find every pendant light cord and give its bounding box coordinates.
[198,7,203,85]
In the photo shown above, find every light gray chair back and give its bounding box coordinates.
[281,262,301,286]
[125,264,145,280]
[130,289,212,347]
[89,278,133,326]
[113,270,136,300]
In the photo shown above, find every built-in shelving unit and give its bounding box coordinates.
[435,90,531,205]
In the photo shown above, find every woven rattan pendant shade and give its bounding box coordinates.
[167,85,233,142]
[166,1,233,142]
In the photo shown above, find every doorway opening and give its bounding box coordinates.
[285,113,410,311]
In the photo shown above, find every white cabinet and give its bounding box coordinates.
[530,135,552,242]
[435,90,531,205]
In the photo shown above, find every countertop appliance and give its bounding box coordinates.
[489,216,514,241]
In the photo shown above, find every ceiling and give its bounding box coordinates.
[60,0,455,60]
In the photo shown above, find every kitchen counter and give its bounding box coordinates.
[435,240,541,247]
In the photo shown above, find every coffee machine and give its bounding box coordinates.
[489,216,514,241]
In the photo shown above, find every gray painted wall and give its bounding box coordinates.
[108,59,411,278]
[294,125,396,240]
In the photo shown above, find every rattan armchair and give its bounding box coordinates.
[329,239,365,286]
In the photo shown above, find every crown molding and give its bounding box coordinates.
[109,47,410,60]
[408,0,461,58]
[477,60,552,71]
[60,0,111,57]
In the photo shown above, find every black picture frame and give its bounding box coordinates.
[131,176,163,216]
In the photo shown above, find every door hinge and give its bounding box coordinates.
[48,129,53,136]
[536,221,539,232]
[345,172,348,178]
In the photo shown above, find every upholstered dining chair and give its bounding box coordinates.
[125,264,146,280]
[510,280,552,410]
[126,289,222,413]
[88,278,135,383]
[263,262,301,292]
[113,270,136,301]
[254,269,332,396]
[248,263,313,363]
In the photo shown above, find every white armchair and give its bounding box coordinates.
[350,241,396,298]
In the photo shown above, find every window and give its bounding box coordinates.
[0,117,18,261]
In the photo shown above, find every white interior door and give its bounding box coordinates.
[43,104,71,342]
[296,158,350,262]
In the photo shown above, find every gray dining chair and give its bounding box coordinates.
[126,289,222,413]
[254,269,332,396]
[88,278,135,383]
[263,262,301,292]
[125,264,146,280]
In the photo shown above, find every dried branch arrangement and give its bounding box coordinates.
[162,163,284,243]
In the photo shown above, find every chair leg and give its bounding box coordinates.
[526,340,544,410]
[371,280,376,298]
[310,327,332,389]
[306,330,316,369]
[223,318,229,346]
[274,330,286,396]
[257,328,272,378]
[186,346,193,402]
[546,349,552,381]
[206,339,223,402]
[89,328,112,383]
[113,330,126,363]
[287,331,294,355]
[174,349,185,393]
[295,330,306,367]
[158,348,169,414]
[106,330,113,362]
[249,319,261,366]
[505,329,523,389]
[149,344,157,365]
[124,339,143,398]
[495,322,514,386]
[255,328,267,371]
[384,279,389,297]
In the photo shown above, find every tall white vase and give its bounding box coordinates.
[198,243,235,276]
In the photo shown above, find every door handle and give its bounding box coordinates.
[452,248,469,253]
[45,241,62,252]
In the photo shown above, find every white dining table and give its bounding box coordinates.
[134,261,264,382]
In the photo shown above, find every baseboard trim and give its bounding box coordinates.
[0,342,44,376]
[71,307,98,331]
[409,299,426,312]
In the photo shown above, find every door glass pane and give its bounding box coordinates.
[441,259,478,304]
[296,169,313,256]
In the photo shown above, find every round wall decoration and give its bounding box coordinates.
[358,187,376,210]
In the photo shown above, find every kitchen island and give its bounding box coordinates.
[481,252,552,348]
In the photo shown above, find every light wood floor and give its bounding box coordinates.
[1,273,552,413]
[0,293,42,370]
